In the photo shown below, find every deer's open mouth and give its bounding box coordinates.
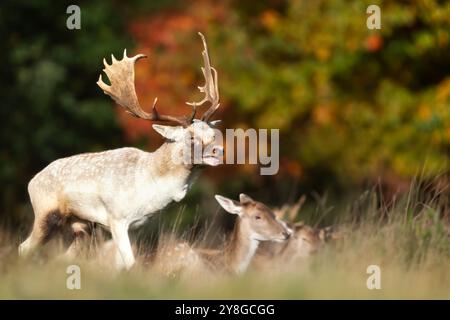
[202,146,223,166]
[273,237,289,243]
[202,155,221,166]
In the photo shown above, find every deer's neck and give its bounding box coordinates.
[150,141,193,179]
[226,220,260,274]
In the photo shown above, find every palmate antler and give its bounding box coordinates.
[97,32,220,126]
[187,32,220,122]
[97,50,193,126]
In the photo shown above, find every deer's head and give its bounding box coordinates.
[97,33,223,167]
[291,223,323,257]
[152,120,222,167]
[215,194,291,242]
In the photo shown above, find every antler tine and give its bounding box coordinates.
[186,32,220,122]
[97,51,190,126]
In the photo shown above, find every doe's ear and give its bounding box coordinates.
[215,195,243,216]
[152,124,184,141]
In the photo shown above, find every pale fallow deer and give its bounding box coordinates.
[19,33,223,270]
[255,196,341,266]
[153,194,291,276]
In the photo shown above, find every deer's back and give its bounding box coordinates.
[27,147,151,222]
[29,147,147,193]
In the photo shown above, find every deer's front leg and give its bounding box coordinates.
[109,220,135,270]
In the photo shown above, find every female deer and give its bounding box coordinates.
[255,196,341,266]
[154,194,291,275]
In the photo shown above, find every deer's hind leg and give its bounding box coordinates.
[58,192,110,258]
[19,208,67,257]
[19,183,68,257]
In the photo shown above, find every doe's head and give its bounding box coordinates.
[215,194,291,242]
[288,223,324,258]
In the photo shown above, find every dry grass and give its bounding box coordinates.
[0,185,449,299]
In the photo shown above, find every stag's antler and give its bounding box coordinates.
[97,33,219,126]
[97,50,193,126]
[187,32,220,122]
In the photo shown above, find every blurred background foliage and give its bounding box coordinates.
[0,0,449,229]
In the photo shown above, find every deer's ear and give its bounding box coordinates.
[239,193,254,205]
[215,195,243,216]
[209,120,221,127]
[273,208,286,220]
[152,125,184,141]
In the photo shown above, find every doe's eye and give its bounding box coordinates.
[254,215,261,220]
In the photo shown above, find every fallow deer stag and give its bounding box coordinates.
[19,33,223,270]
[154,194,291,275]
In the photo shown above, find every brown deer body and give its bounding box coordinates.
[255,196,342,266]
[154,194,290,275]
[256,222,326,265]
[19,33,223,270]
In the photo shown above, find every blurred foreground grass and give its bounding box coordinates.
[0,186,448,299]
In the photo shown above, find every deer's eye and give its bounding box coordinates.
[254,215,261,220]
